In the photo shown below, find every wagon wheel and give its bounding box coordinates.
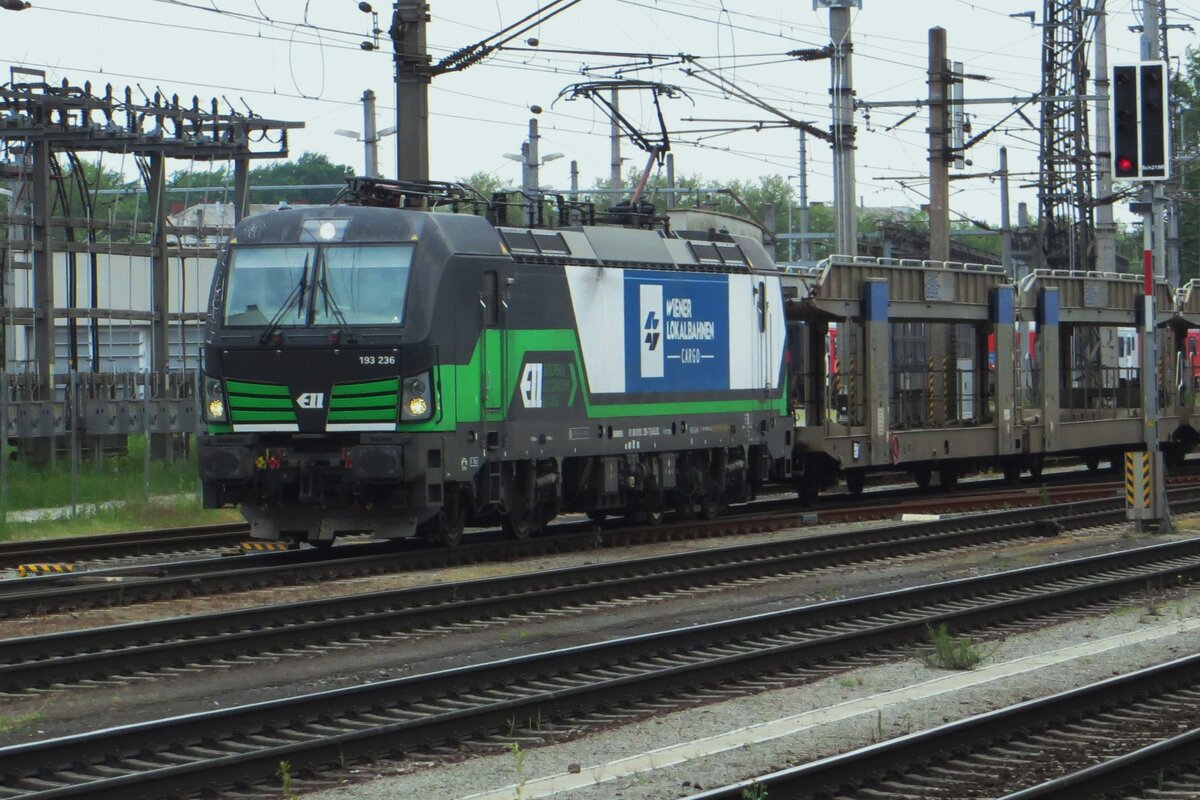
[938,466,959,489]
[844,469,865,496]
[698,491,723,520]
[913,467,932,490]
[1028,456,1044,480]
[795,479,819,506]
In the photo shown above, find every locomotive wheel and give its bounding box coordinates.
[1028,456,1044,480]
[417,489,466,547]
[1002,460,1021,485]
[587,510,607,524]
[502,498,542,540]
[844,469,865,496]
[699,492,722,520]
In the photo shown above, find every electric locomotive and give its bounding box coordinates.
[198,179,792,545]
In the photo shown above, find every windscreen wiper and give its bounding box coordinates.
[258,255,309,344]
[317,271,358,343]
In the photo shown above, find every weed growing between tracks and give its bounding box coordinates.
[277,760,298,800]
[0,708,43,734]
[923,623,994,670]
[742,780,769,799]
[508,742,530,798]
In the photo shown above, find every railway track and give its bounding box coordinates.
[3,480,1192,619]
[0,492,1139,693]
[0,465,1168,577]
[688,651,1200,800]
[3,534,1200,798]
[0,522,249,572]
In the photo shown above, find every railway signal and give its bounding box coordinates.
[1111,62,1169,181]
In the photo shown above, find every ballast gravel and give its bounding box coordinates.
[304,562,1200,799]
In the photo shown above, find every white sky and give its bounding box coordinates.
[2,0,1196,225]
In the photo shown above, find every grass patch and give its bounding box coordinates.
[0,494,241,542]
[0,709,44,734]
[2,435,198,512]
[741,782,769,800]
[923,623,991,670]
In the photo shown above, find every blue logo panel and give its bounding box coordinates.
[623,270,730,393]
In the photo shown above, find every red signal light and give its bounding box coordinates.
[1115,154,1135,175]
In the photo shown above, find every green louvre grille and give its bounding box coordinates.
[225,379,297,424]
[329,377,398,423]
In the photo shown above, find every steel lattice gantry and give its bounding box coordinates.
[1038,0,1096,272]
[0,73,303,460]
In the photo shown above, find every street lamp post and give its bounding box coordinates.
[335,89,397,179]
[504,118,563,226]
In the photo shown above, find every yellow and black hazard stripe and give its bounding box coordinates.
[240,541,294,553]
[16,563,75,578]
[1124,452,1151,508]
[1142,455,1152,508]
[1125,452,1135,507]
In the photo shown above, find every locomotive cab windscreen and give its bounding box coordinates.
[221,243,414,331]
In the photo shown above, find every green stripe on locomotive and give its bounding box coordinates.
[226,380,291,397]
[394,327,787,435]
[228,395,293,410]
[332,377,400,397]
[329,409,399,422]
[224,379,298,426]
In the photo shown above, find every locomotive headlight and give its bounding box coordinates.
[406,396,429,417]
[401,371,433,421]
[203,377,228,423]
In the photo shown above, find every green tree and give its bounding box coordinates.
[53,158,142,241]
[1172,47,1200,282]
[167,166,231,194]
[162,152,353,205]
[244,152,353,204]
[457,170,504,200]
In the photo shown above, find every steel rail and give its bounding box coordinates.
[995,727,1200,799]
[0,522,249,569]
[0,462,1163,577]
[3,535,1200,798]
[0,492,1135,691]
[1,483,1187,619]
[686,654,1200,800]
